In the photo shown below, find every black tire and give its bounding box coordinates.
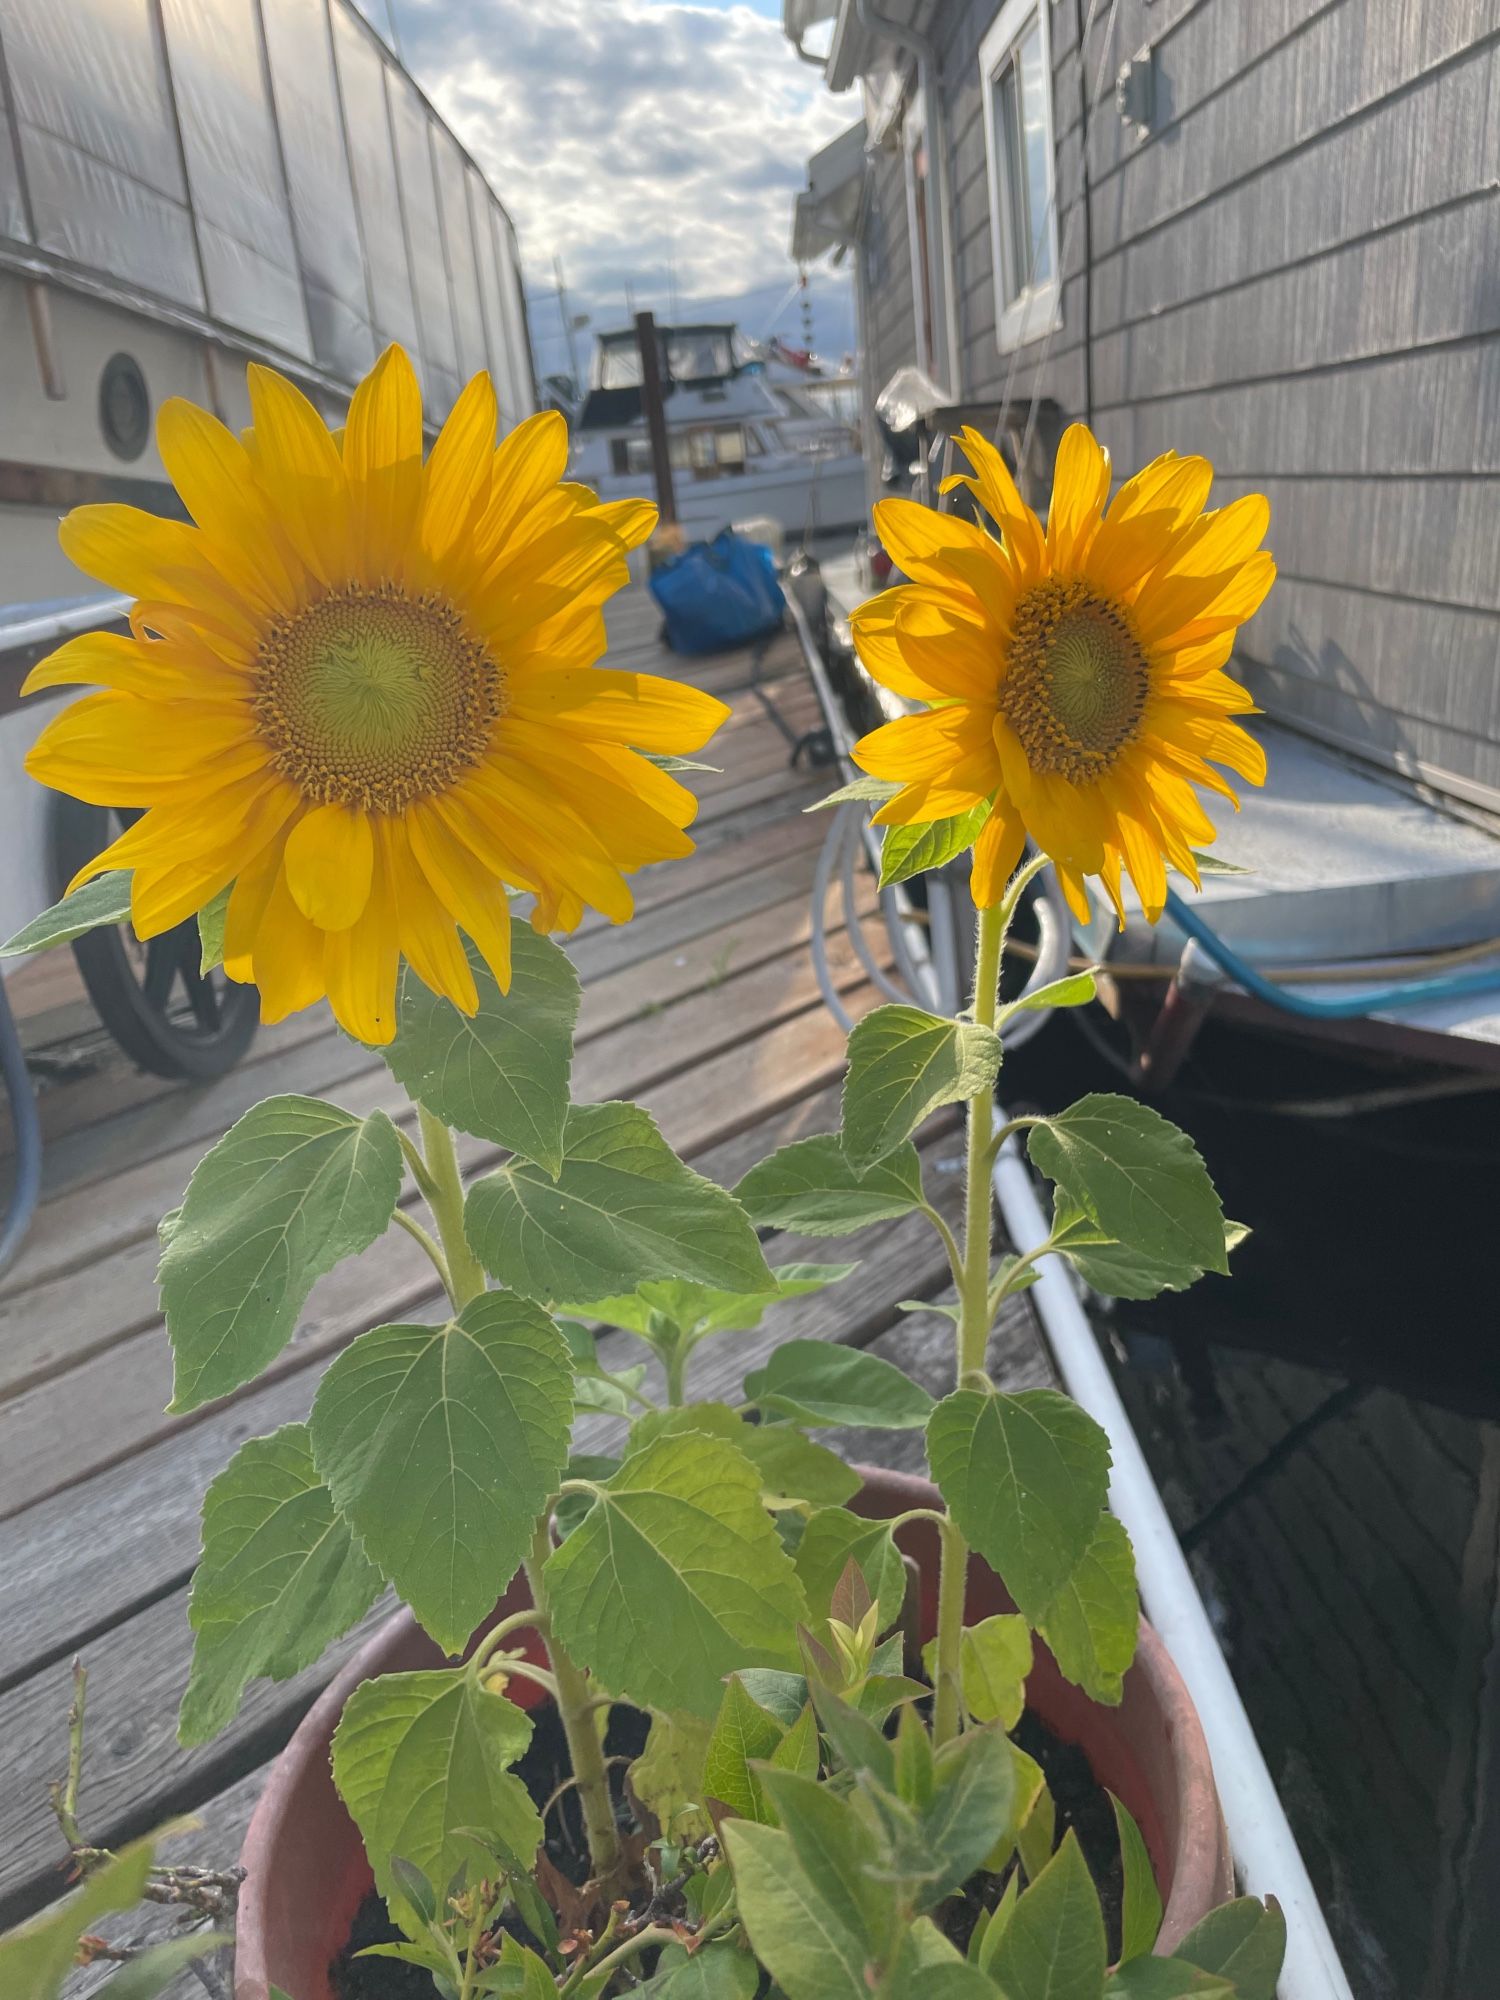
[52,796,261,1080]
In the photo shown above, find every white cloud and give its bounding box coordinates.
[400,0,854,332]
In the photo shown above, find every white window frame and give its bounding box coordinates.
[902,87,950,390]
[980,0,1063,354]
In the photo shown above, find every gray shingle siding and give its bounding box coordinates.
[850,0,1500,807]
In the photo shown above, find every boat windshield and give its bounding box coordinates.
[595,327,737,388]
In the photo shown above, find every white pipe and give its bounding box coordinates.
[990,1136,1354,2000]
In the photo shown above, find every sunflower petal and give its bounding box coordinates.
[408,800,515,991]
[505,668,730,753]
[323,867,400,1044]
[343,344,424,577]
[970,803,1026,908]
[283,802,374,930]
[1046,424,1111,571]
[421,371,497,564]
[380,819,478,1013]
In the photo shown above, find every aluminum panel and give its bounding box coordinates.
[431,126,485,383]
[329,4,419,368]
[386,67,458,416]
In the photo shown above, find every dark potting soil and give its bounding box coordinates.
[332,1700,1123,1996]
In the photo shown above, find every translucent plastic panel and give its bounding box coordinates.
[0,106,32,242]
[0,0,186,200]
[386,70,458,417]
[329,4,420,369]
[493,210,534,426]
[466,165,515,425]
[0,0,201,302]
[158,0,310,356]
[431,127,486,383]
[260,0,373,378]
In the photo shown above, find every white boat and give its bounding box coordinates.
[567,323,868,544]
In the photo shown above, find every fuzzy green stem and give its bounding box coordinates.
[524,1520,622,1885]
[416,1106,487,1308]
[932,857,1049,1743]
[561,1924,679,1994]
[414,1107,620,1882]
[931,1515,968,1747]
[391,1206,454,1304]
[958,901,1006,1380]
[663,1337,689,1407]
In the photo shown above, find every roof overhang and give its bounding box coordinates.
[791,119,869,260]
[823,0,928,95]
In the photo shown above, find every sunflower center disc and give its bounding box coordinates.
[999,576,1148,782]
[254,584,502,812]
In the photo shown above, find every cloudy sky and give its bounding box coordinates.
[387,0,856,382]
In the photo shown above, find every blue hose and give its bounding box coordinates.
[1163,888,1500,1022]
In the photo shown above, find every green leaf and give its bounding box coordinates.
[1016,1767,1056,1884]
[794,1507,908,1630]
[466,1101,773,1303]
[960,1614,1033,1728]
[638,1942,760,1998]
[1111,1792,1163,1961]
[648,753,722,774]
[923,1724,1017,1905]
[725,1823,862,1997]
[770,1700,820,1778]
[1028,1096,1227,1277]
[745,1340,935,1429]
[0,1836,156,2000]
[734,1134,926,1237]
[490,1935,558,1999]
[379,932,579,1172]
[879,803,991,889]
[975,1873,1019,1973]
[627,1403,858,1508]
[576,1264,854,1347]
[310,1292,573,1655]
[180,1424,383,1744]
[760,1766,895,1943]
[161,1095,404,1412]
[806,774,902,811]
[926,1388,1112,1622]
[1037,1511,1139,1705]
[842,1005,1001,1168]
[1106,1958,1233,1996]
[631,1709,713,1842]
[1171,1897,1287,2000]
[98,1934,232,2000]
[989,1830,1106,2000]
[331,1667,539,1926]
[1050,1196,1238,1301]
[733,1669,809,1728]
[0,870,133,957]
[743,1424,861,1505]
[544,1431,807,1715]
[1010,970,1098,1013]
[703,1674,787,1822]
[197,883,231,974]
[1190,849,1251,875]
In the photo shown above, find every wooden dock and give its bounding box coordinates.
[0,588,1053,1980]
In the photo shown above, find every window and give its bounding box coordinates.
[980,0,1062,353]
[903,90,950,388]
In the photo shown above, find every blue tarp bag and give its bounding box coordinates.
[649,529,786,655]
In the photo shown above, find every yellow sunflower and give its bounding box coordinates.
[24,347,729,1043]
[850,424,1274,923]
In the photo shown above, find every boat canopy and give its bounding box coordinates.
[0,0,534,428]
[791,120,867,262]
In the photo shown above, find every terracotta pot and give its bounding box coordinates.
[235,1465,1231,1999]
